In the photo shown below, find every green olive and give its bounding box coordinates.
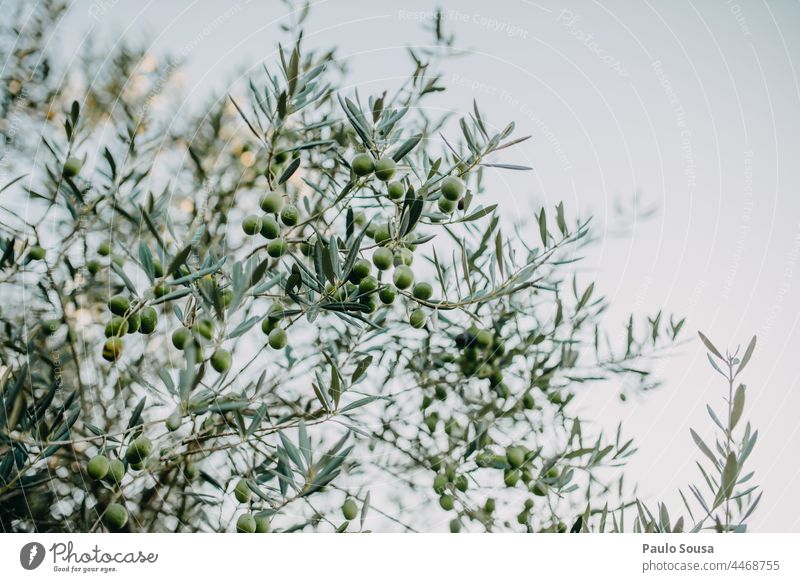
[234,478,252,504]
[475,330,493,349]
[154,283,171,298]
[394,248,413,266]
[139,307,158,334]
[449,519,461,533]
[522,392,535,409]
[105,316,129,337]
[409,308,427,329]
[342,498,358,521]
[260,216,280,239]
[532,482,549,496]
[172,327,192,350]
[195,318,214,340]
[221,289,234,307]
[125,436,153,464]
[438,197,457,214]
[236,513,257,533]
[268,328,287,349]
[105,459,125,485]
[440,176,465,201]
[242,215,262,236]
[387,181,405,200]
[373,224,391,244]
[87,455,110,480]
[439,495,454,511]
[210,349,232,373]
[267,238,288,257]
[454,475,468,492]
[412,282,433,301]
[87,260,102,275]
[102,338,123,361]
[378,285,396,305]
[62,156,83,178]
[360,295,378,313]
[280,204,299,227]
[103,503,128,530]
[372,248,393,271]
[255,514,271,533]
[28,246,45,261]
[267,302,287,320]
[433,474,447,494]
[260,193,283,214]
[504,468,520,487]
[126,311,140,333]
[348,259,372,283]
[358,275,379,295]
[351,153,374,176]
[393,265,414,289]
[374,157,396,181]
[506,446,526,469]
[108,294,130,316]
[98,241,111,256]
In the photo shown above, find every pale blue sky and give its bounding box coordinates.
[43,0,800,531]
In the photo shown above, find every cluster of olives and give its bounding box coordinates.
[87,239,142,278]
[84,436,155,530]
[453,327,508,393]
[260,302,289,349]
[436,176,465,215]
[350,152,397,182]
[124,436,153,471]
[233,478,270,533]
[474,445,559,498]
[345,224,438,329]
[86,453,126,485]
[433,466,468,512]
[101,295,158,362]
[240,192,299,258]
[171,316,232,373]
[236,512,270,533]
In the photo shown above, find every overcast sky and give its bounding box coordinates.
[44,0,800,531]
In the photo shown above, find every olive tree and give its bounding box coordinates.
[0,2,757,533]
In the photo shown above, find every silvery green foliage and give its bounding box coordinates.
[0,3,709,533]
[631,334,760,533]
